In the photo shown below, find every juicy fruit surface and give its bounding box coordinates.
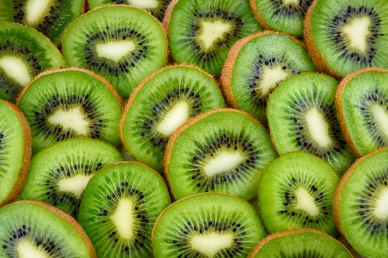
[62,5,167,97]
[337,68,388,156]
[267,73,354,173]
[307,0,388,77]
[0,22,63,102]
[258,152,339,235]
[166,109,277,200]
[79,162,170,258]
[19,138,123,217]
[223,32,315,122]
[0,201,94,258]
[121,65,225,171]
[152,193,267,258]
[167,0,261,75]
[18,68,123,153]
[335,148,388,258]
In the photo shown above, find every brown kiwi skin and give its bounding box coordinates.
[162,0,178,33]
[119,64,221,158]
[220,30,306,110]
[335,67,388,157]
[247,228,354,258]
[249,0,273,32]
[0,100,31,206]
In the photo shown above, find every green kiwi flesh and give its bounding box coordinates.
[258,151,339,235]
[17,68,123,153]
[335,148,388,258]
[267,73,354,174]
[166,0,261,75]
[19,138,123,217]
[0,0,84,44]
[62,5,168,98]
[152,193,267,258]
[79,161,171,257]
[0,22,63,102]
[337,68,388,156]
[0,201,95,257]
[121,65,225,171]
[165,109,277,200]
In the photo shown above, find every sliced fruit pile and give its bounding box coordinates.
[0,0,387,257]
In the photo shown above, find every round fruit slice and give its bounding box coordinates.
[0,200,96,257]
[19,138,123,217]
[0,22,63,102]
[267,73,354,174]
[0,0,84,44]
[0,100,31,205]
[164,0,261,75]
[336,67,388,157]
[248,229,353,257]
[152,193,267,258]
[334,147,388,258]
[221,31,315,122]
[250,0,313,36]
[120,65,225,171]
[165,108,277,200]
[17,68,123,153]
[62,5,168,97]
[88,0,170,20]
[79,161,171,257]
[258,151,339,235]
[305,0,388,77]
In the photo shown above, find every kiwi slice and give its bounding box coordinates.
[334,147,388,258]
[0,22,63,102]
[163,0,261,75]
[120,65,225,171]
[267,73,354,174]
[0,0,84,44]
[248,229,353,257]
[19,138,123,217]
[165,108,277,200]
[0,100,31,205]
[79,161,171,257]
[258,151,339,235]
[250,0,313,36]
[87,0,170,20]
[336,67,388,157]
[0,200,96,257]
[305,0,388,78]
[221,31,315,122]
[17,68,123,153]
[152,193,267,258]
[62,5,168,98]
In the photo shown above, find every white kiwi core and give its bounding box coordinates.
[371,104,388,139]
[156,101,190,137]
[96,40,136,63]
[57,174,93,199]
[0,56,32,86]
[190,231,234,258]
[294,187,320,216]
[198,20,232,51]
[48,106,91,136]
[127,0,158,9]
[258,66,291,96]
[25,0,54,26]
[305,107,332,147]
[110,198,136,240]
[16,239,51,258]
[341,16,371,54]
[203,151,245,177]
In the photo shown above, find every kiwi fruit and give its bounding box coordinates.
[79,161,171,257]
[334,147,388,258]
[305,0,388,78]
[267,73,354,174]
[62,5,168,98]
[250,0,313,37]
[0,22,63,102]
[17,68,123,153]
[336,67,388,157]
[87,0,170,20]
[0,0,85,44]
[19,138,123,217]
[221,31,315,122]
[165,108,277,200]
[258,151,339,235]
[248,229,353,257]
[120,64,225,171]
[0,200,96,257]
[152,192,267,258]
[0,100,31,206]
[163,0,261,75]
